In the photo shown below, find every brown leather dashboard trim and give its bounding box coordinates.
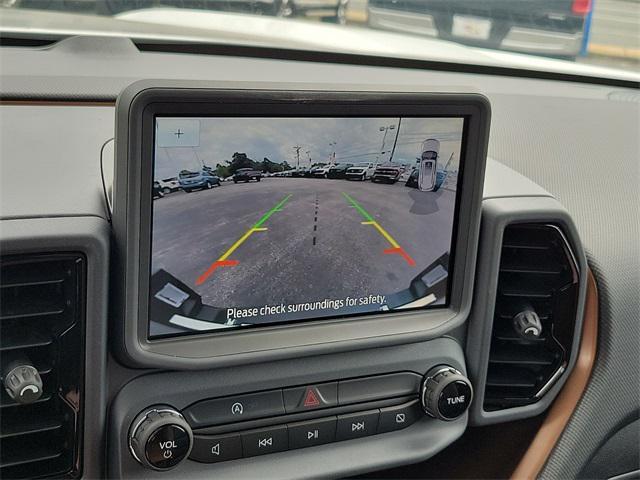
[0,100,115,106]
[511,270,599,479]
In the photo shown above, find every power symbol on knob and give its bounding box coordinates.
[129,407,193,471]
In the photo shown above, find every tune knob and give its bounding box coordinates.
[2,360,43,405]
[421,366,473,421]
[129,407,193,471]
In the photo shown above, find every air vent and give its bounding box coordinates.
[484,224,579,411]
[0,254,85,479]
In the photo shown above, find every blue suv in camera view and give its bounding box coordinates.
[178,169,221,192]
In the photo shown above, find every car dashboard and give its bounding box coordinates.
[0,36,638,480]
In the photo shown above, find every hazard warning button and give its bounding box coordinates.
[283,383,338,413]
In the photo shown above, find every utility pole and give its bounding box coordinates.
[306,150,311,166]
[293,145,301,170]
[329,141,337,164]
[376,124,395,165]
[388,118,402,164]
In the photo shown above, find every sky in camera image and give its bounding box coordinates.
[154,117,464,180]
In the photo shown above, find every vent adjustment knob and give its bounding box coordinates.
[513,307,543,339]
[421,366,473,421]
[2,361,43,405]
[129,407,193,471]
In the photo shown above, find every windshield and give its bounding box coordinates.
[1,0,637,77]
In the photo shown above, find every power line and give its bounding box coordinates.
[191,146,205,167]
[338,151,382,160]
[333,141,379,155]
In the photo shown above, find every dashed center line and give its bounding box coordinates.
[312,193,319,246]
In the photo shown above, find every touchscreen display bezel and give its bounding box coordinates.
[113,84,490,369]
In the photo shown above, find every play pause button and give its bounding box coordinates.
[288,417,337,449]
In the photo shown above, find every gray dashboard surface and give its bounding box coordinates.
[0,105,112,220]
[1,38,638,478]
[488,93,640,479]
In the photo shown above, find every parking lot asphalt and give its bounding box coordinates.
[152,177,456,324]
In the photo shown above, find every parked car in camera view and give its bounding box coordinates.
[327,163,354,179]
[158,177,180,194]
[233,168,262,182]
[365,0,591,59]
[371,164,403,183]
[178,169,221,192]
[345,162,375,180]
[311,165,332,177]
[152,181,164,199]
[290,168,312,177]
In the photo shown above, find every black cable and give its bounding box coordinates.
[99,137,115,224]
[389,117,402,162]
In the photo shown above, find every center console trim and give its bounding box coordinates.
[108,338,468,479]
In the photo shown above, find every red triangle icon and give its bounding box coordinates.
[303,388,321,408]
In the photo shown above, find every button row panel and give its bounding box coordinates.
[183,372,421,429]
[189,400,422,464]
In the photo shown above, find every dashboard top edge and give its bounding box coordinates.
[135,42,640,89]
[0,99,116,106]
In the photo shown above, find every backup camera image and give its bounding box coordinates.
[149,116,464,337]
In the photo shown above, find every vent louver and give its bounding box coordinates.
[0,254,85,478]
[484,224,579,411]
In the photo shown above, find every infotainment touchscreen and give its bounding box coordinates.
[149,116,466,338]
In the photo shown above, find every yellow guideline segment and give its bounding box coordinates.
[361,221,400,249]
[218,227,268,262]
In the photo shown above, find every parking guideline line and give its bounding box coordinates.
[342,192,415,267]
[361,221,400,249]
[254,194,292,228]
[217,227,268,262]
[195,194,292,285]
[342,192,374,222]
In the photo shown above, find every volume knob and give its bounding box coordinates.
[129,407,193,471]
[421,366,473,421]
